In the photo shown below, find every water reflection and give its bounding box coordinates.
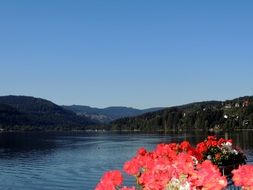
[0,131,252,190]
[221,131,253,151]
[0,132,57,159]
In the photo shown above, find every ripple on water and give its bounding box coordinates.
[1,132,253,190]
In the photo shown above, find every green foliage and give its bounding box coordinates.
[1,95,253,132]
[0,96,95,131]
[111,96,253,132]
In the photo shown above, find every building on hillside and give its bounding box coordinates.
[242,119,249,127]
[224,114,228,119]
[235,103,240,108]
[224,104,232,109]
[243,100,250,107]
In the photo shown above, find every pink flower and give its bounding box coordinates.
[232,165,253,189]
[95,137,248,190]
[191,160,227,189]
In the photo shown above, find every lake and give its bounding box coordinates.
[0,131,253,190]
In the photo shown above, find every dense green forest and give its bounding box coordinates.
[111,96,253,132]
[1,95,253,132]
[0,96,95,131]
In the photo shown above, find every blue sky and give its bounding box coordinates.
[0,0,252,108]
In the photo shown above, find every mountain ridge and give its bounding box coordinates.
[1,95,253,131]
[0,95,95,131]
[62,105,164,123]
[111,96,253,131]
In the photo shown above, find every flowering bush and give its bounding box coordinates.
[196,136,246,167]
[95,170,123,190]
[95,136,248,190]
[232,165,253,189]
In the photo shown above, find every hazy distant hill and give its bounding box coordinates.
[0,96,95,131]
[62,105,164,123]
[111,96,253,131]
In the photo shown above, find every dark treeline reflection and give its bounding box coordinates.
[1,131,252,156]
[225,131,253,150]
[0,132,58,159]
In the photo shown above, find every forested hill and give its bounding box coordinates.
[63,105,163,123]
[111,96,253,132]
[0,96,95,131]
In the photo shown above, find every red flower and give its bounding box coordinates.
[196,142,208,154]
[195,136,246,167]
[95,170,123,190]
[180,141,191,151]
[95,137,247,190]
[123,158,140,175]
[215,153,221,160]
[207,136,217,141]
[137,147,147,156]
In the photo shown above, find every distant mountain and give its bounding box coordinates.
[62,105,164,123]
[111,96,253,131]
[2,95,252,132]
[0,96,95,131]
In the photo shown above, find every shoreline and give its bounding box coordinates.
[1,128,253,134]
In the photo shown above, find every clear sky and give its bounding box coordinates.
[0,0,252,109]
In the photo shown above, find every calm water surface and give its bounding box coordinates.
[0,131,253,190]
